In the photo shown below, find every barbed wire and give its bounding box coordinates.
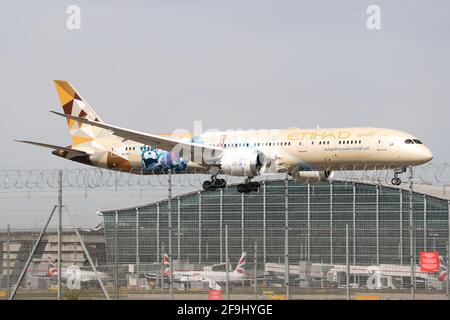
[0,162,449,190]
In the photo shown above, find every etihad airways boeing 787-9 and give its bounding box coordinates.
[17,81,433,193]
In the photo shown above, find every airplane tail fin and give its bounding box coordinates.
[438,255,448,282]
[234,252,246,274]
[47,256,58,278]
[53,80,118,149]
[163,253,172,276]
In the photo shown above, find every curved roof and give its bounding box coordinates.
[99,178,449,214]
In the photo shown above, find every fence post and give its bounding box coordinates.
[57,170,62,300]
[241,193,244,255]
[220,189,223,263]
[115,211,119,300]
[447,200,450,299]
[263,182,267,269]
[352,183,356,284]
[254,241,257,300]
[161,243,165,299]
[376,185,379,265]
[157,203,160,264]
[72,226,110,300]
[198,192,202,264]
[284,170,290,300]
[225,225,229,300]
[307,183,311,261]
[346,224,350,300]
[330,181,333,264]
[9,206,57,300]
[409,166,415,300]
[178,197,181,260]
[136,208,139,281]
[168,170,173,300]
[7,224,11,300]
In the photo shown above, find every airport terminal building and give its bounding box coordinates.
[100,180,450,270]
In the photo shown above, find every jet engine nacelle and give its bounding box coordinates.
[220,149,266,177]
[293,170,334,183]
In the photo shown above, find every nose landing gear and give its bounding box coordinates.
[391,168,406,186]
[391,177,401,186]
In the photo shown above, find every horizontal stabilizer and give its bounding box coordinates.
[15,140,92,156]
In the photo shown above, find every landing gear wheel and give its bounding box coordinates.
[202,178,227,191]
[203,180,213,190]
[213,178,226,188]
[391,177,401,186]
[237,181,260,193]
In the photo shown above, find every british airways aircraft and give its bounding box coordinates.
[17,81,433,193]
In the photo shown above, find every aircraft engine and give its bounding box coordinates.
[293,170,335,183]
[220,149,266,177]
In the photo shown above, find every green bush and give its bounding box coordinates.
[64,289,81,300]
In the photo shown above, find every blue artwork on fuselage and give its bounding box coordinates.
[140,146,188,173]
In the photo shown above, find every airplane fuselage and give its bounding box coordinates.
[65,127,432,175]
[20,81,434,187]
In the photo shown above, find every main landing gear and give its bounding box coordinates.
[391,168,406,186]
[237,178,260,194]
[202,175,227,191]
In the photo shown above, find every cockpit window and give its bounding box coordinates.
[404,139,414,144]
[413,139,423,144]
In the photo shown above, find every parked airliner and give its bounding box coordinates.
[146,253,247,290]
[17,81,433,193]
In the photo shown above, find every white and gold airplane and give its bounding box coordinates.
[17,81,433,193]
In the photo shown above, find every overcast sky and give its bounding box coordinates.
[1,0,449,168]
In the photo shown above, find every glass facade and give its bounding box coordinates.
[101,180,450,269]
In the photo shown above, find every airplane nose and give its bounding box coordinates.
[421,147,433,163]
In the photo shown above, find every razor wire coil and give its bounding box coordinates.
[0,162,449,190]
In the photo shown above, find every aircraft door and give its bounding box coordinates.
[377,136,387,151]
[298,140,307,152]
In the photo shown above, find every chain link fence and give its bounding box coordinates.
[1,169,449,300]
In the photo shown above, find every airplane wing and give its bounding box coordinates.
[15,140,92,156]
[51,111,223,167]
